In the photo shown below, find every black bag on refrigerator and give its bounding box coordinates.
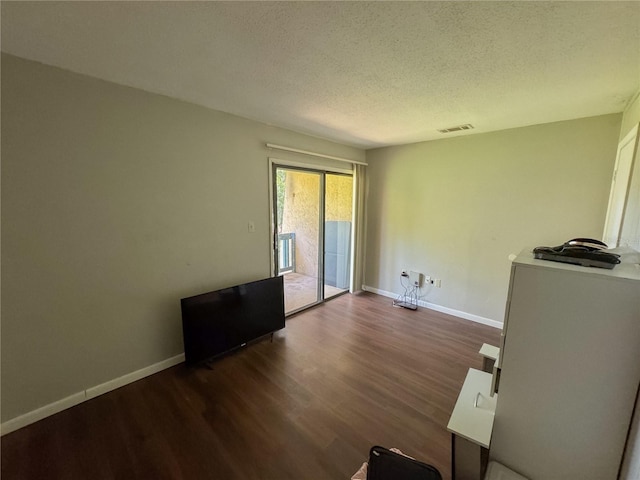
[366,446,442,480]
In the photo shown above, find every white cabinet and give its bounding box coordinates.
[490,250,640,480]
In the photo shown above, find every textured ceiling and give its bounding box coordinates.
[2,1,639,149]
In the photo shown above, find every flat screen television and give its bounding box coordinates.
[181,276,285,366]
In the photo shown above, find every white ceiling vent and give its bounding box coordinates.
[438,124,474,134]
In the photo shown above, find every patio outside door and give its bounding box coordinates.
[273,166,353,315]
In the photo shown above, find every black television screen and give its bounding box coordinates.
[181,276,285,366]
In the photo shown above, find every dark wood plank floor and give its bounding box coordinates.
[1,292,500,480]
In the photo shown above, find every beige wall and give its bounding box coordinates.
[0,54,364,422]
[365,114,621,322]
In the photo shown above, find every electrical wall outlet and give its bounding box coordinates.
[434,279,441,288]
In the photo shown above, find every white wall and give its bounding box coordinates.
[0,54,364,423]
[364,114,621,323]
[618,89,640,250]
[620,89,640,142]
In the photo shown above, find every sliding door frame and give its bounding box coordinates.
[268,158,353,314]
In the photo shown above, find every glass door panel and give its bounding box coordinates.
[324,173,353,299]
[274,167,322,314]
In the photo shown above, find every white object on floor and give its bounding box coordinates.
[350,461,367,480]
[484,461,529,480]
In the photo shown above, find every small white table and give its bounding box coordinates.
[447,368,497,480]
[478,344,500,373]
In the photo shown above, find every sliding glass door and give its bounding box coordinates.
[324,173,353,300]
[274,167,323,313]
[272,166,353,315]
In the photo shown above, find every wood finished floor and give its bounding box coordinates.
[1,292,500,480]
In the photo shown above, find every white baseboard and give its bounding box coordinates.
[362,285,503,329]
[0,392,87,437]
[85,354,185,399]
[1,353,185,436]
